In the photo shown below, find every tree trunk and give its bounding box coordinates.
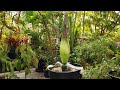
[82,11,86,38]
[63,12,68,38]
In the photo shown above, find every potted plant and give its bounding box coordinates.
[44,12,83,79]
[0,33,38,79]
[12,34,38,79]
[15,43,38,79]
[45,37,83,79]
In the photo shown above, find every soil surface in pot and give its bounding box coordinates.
[50,66,77,72]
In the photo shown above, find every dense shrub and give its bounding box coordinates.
[83,59,119,79]
[69,37,118,66]
[29,31,43,50]
[65,36,120,79]
[0,33,38,77]
[113,51,120,66]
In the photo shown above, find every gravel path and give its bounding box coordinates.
[16,68,48,79]
[0,68,48,79]
[27,72,46,79]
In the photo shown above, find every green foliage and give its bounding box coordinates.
[69,47,80,64]
[70,37,117,66]
[68,12,79,52]
[25,11,40,24]
[0,41,14,76]
[15,44,38,73]
[29,31,43,51]
[99,36,118,53]
[0,11,120,79]
[112,51,120,66]
[83,59,119,79]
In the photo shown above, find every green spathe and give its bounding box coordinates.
[60,38,70,65]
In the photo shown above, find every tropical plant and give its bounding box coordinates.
[60,38,70,65]
[0,41,14,77]
[15,43,38,78]
[59,12,70,65]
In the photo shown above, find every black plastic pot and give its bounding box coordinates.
[44,70,49,78]
[36,59,47,72]
[8,47,16,59]
[0,76,5,79]
[49,70,82,79]
[70,62,81,67]
[108,71,120,79]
